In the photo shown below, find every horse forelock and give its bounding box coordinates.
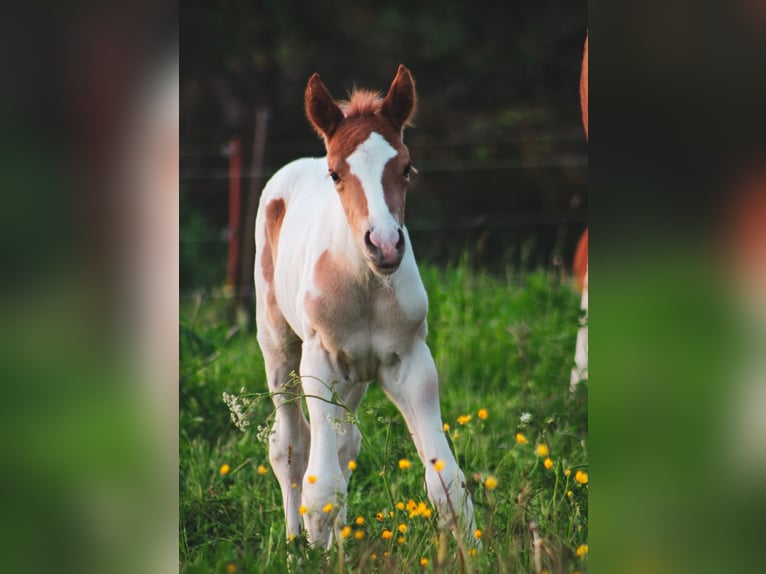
[339,89,384,119]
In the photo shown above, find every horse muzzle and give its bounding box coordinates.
[364,228,405,274]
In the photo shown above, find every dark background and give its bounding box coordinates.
[180,0,588,293]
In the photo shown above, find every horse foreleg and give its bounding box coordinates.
[299,339,349,549]
[379,339,476,544]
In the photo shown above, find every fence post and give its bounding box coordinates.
[225,137,242,297]
[237,107,269,318]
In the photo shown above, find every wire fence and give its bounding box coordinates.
[180,130,588,298]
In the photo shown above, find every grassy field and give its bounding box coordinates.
[180,260,588,573]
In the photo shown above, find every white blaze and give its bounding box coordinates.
[346,132,399,248]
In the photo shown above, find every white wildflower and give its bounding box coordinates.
[256,424,272,443]
[520,412,533,425]
[223,391,251,432]
[326,414,346,435]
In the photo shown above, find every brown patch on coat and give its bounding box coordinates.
[305,250,368,342]
[380,151,410,224]
[262,198,287,325]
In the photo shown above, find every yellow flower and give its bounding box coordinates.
[397,536,405,544]
[299,505,308,515]
[433,459,446,472]
[219,464,231,476]
[485,475,498,490]
[348,460,357,471]
[375,512,384,521]
[478,408,488,420]
[474,529,482,540]
[340,525,352,539]
[420,557,429,567]
[382,529,393,540]
[443,423,450,432]
[564,468,571,477]
[576,544,588,557]
[515,433,528,444]
[575,470,589,485]
[354,530,365,540]
[396,501,405,510]
[457,414,472,425]
[469,548,477,556]
[388,511,394,518]
[371,553,377,561]
[536,444,549,457]
[567,490,573,498]
[257,464,268,475]
[544,458,553,469]
[399,459,411,470]
[322,502,334,513]
[407,500,432,518]
[225,563,236,574]
[398,523,408,533]
[355,516,365,525]
[307,475,317,484]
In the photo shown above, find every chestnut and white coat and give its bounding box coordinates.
[254,66,475,548]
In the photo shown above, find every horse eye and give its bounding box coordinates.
[329,170,340,183]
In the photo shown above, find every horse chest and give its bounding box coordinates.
[303,270,426,381]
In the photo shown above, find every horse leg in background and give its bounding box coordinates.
[380,340,476,543]
[299,337,351,549]
[258,330,308,542]
[570,265,588,390]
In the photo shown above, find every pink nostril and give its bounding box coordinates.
[364,230,377,253]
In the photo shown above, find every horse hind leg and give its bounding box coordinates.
[259,329,308,542]
[336,382,368,487]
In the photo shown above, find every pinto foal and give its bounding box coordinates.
[254,66,475,548]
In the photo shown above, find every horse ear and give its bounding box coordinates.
[381,65,417,132]
[305,73,344,141]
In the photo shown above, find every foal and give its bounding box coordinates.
[254,65,475,548]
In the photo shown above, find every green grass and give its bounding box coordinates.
[180,260,588,573]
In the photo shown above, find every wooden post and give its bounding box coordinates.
[237,107,269,318]
[225,137,242,297]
